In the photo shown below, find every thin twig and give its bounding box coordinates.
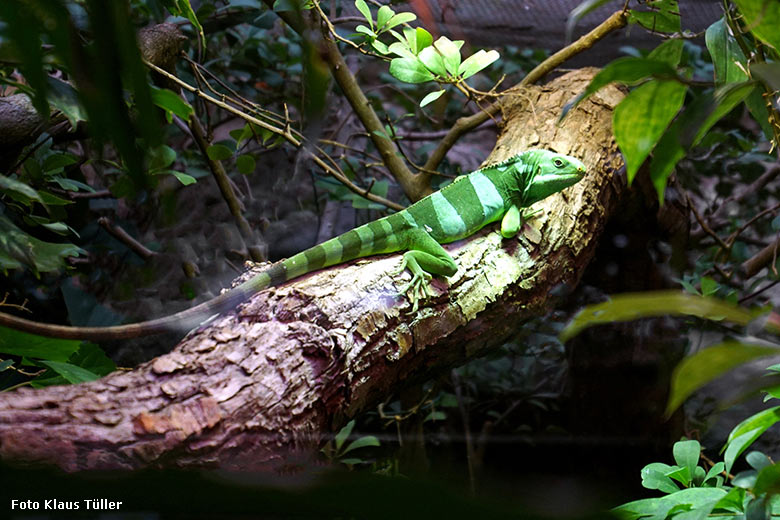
[144,59,404,211]
[97,217,158,260]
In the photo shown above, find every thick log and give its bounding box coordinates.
[0,68,626,472]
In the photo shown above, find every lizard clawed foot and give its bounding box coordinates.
[397,271,433,313]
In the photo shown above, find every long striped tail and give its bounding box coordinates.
[0,216,405,340]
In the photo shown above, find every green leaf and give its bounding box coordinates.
[629,0,681,34]
[334,420,355,451]
[341,435,380,455]
[151,87,193,123]
[751,62,780,93]
[371,39,389,54]
[706,18,748,85]
[388,42,416,59]
[37,191,73,206]
[728,408,780,446]
[42,153,77,173]
[747,451,773,472]
[566,0,613,42]
[384,12,415,31]
[614,79,687,183]
[560,291,759,343]
[0,359,13,372]
[673,440,701,479]
[458,49,500,79]
[354,0,372,29]
[0,216,85,276]
[665,465,692,487]
[0,174,43,206]
[46,77,87,128]
[376,5,393,30]
[733,0,780,51]
[666,342,778,415]
[148,145,177,171]
[207,144,234,161]
[754,463,780,496]
[355,24,375,38]
[641,462,681,493]
[412,27,433,53]
[700,276,718,296]
[649,80,756,203]
[704,461,725,484]
[164,171,197,186]
[434,36,461,76]
[417,46,447,77]
[648,38,684,66]
[67,342,116,377]
[0,326,81,361]
[419,89,445,107]
[561,57,680,118]
[389,57,436,83]
[424,410,447,422]
[236,154,256,175]
[614,488,727,520]
[723,408,780,476]
[40,360,101,384]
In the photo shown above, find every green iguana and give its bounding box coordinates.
[0,149,586,340]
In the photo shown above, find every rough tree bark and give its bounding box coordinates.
[0,68,626,472]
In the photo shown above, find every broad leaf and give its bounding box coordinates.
[673,440,701,480]
[459,49,500,79]
[418,46,447,77]
[40,360,101,384]
[733,0,780,51]
[666,342,779,415]
[614,488,727,520]
[384,12,415,31]
[151,87,193,122]
[560,291,759,343]
[706,18,748,84]
[566,0,613,42]
[561,57,680,118]
[0,174,43,206]
[376,5,393,30]
[389,57,436,83]
[613,79,687,183]
[354,0,372,29]
[629,0,681,34]
[0,216,85,276]
[207,144,234,161]
[754,463,780,496]
[236,154,256,175]
[420,89,445,107]
[0,326,81,361]
[341,435,380,455]
[648,38,684,66]
[433,36,461,76]
[334,419,355,451]
[47,77,87,128]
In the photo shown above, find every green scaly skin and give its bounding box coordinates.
[0,149,586,340]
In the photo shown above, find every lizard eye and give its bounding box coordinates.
[553,158,564,168]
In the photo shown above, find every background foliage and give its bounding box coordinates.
[1,0,780,517]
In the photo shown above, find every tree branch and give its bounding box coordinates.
[0,69,626,472]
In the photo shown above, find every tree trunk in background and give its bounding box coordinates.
[0,68,626,472]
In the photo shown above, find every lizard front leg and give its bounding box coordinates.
[392,228,457,312]
[501,204,542,239]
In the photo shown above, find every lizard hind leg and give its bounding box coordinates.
[392,228,458,312]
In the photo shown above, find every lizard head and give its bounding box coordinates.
[522,150,587,205]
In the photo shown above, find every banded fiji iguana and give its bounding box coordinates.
[0,149,586,340]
